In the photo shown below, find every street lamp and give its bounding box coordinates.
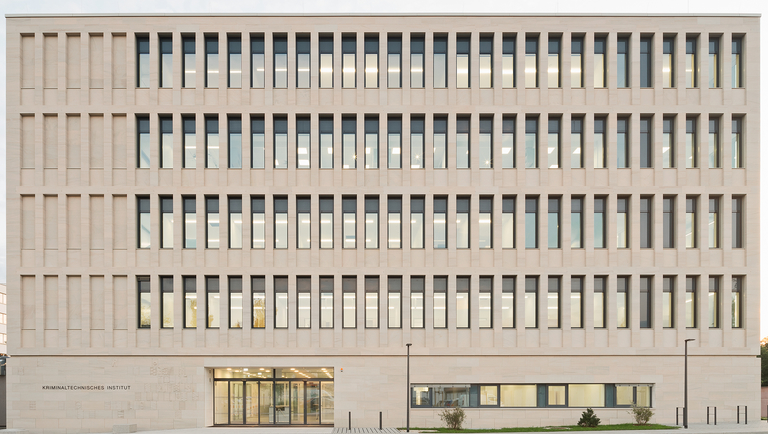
[406,343,412,432]
[684,338,695,429]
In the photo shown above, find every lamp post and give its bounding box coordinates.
[684,338,695,429]
[406,343,412,432]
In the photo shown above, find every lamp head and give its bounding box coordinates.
[406,343,412,347]
[685,339,695,342]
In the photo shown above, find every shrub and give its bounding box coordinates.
[577,408,601,427]
[629,403,654,425]
[439,406,466,430]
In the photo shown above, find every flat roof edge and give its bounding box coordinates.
[5,13,763,18]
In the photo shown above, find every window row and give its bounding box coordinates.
[134,114,746,170]
[136,275,745,331]
[135,33,746,90]
[136,194,746,251]
[411,384,651,409]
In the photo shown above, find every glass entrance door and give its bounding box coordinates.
[274,381,290,424]
[230,382,244,425]
[245,382,259,424]
[306,381,320,424]
[259,381,273,424]
[291,381,305,423]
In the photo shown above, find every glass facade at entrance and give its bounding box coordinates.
[213,368,334,425]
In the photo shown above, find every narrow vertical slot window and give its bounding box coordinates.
[663,117,674,168]
[548,36,560,88]
[456,116,470,169]
[479,116,492,169]
[502,35,515,88]
[617,197,629,248]
[388,277,402,328]
[502,277,515,328]
[433,116,447,169]
[663,197,675,248]
[708,197,720,248]
[640,276,652,328]
[502,196,515,249]
[686,277,696,327]
[662,276,674,328]
[594,277,605,328]
[525,36,538,88]
[319,36,333,88]
[205,117,219,169]
[183,116,196,168]
[640,36,652,88]
[364,116,379,169]
[571,197,583,248]
[296,35,310,88]
[502,115,515,168]
[571,117,583,168]
[274,197,288,249]
[525,117,538,168]
[617,36,629,88]
[228,35,241,88]
[525,197,538,249]
[184,197,196,249]
[479,197,493,249]
[184,277,197,328]
[732,197,743,248]
[708,277,720,328]
[273,35,287,88]
[433,197,447,249]
[410,35,424,88]
[433,35,447,88]
[205,36,218,88]
[320,196,334,249]
[412,276,425,329]
[228,197,242,249]
[342,116,357,169]
[479,277,493,328]
[594,197,606,249]
[136,35,149,88]
[160,116,173,169]
[229,277,243,328]
[732,117,743,168]
[571,36,583,88]
[456,277,470,328]
[525,277,538,328]
[365,196,379,249]
[548,197,561,249]
[388,196,402,249]
[320,277,334,328]
[411,196,425,249]
[663,37,674,88]
[274,116,288,169]
[686,197,697,248]
[686,117,697,168]
[364,35,378,88]
[251,35,264,88]
[617,276,629,328]
[594,36,606,88]
[388,116,402,169]
[388,34,401,88]
[594,117,606,168]
[731,277,742,328]
[137,116,150,168]
[456,35,470,88]
[207,276,220,328]
[296,277,311,328]
[410,116,424,168]
[571,277,583,328]
[342,35,356,88]
[547,117,560,168]
[709,117,720,168]
[342,277,357,328]
[365,277,379,328]
[319,116,334,169]
[479,35,492,88]
[159,36,172,88]
[182,36,195,88]
[640,117,652,168]
[137,197,150,248]
[296,116,311,169]
[296,196,311,249]
[252,276,266,328]
[686,37,697,88]
[343,196,357,249]
[274,277,288,329]
[732,37,743,88]
[228,116,242,169]
[138,276,151,328]
[251,116,265,169]
[456,196,470,249]
[161,197,173,249]
[617,117,629,169]
[206,197,220,249]
[709,37,720,88]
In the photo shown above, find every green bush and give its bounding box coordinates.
[439,406,466,430]
[628,403,654,425]
[577,408,601,427]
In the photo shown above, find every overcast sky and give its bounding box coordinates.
[1,0,766,336]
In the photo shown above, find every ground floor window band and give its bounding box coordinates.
[213,367,334,425]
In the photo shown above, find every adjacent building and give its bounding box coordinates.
[5,13,760,433]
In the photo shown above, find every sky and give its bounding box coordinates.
[1,0,766,336]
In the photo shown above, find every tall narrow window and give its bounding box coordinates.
[479,36,492,88]
[342,116,357,169]
[296,35,310,88]
[686,277,696,328]
[251,116,265,169]
[709,197,720,248]
[320,277,333,328]
[433,197,447,249]
[388,116,402,169]
[183,36,195,88]
[274,116,288,169]
[251,196,265,249]
[159,36,173,88]
[206,197,219,249]
[548,197,561,249]
[274,277,288,329]
[205,36,218,88]
[184,276,197,328]
[617,197,629,248]
[686,37,697,88]
[206,117,219,168]
[320,116,333,169]
[663,117,674,168]
[548,36,560,88]
[686,197,697,248]
[136,36,149,88]
[708,277,720,328]
[230,277,243,328]
[388,276,402,328]
[571,197,583,248]
[640,276,652,328]
[184,197,196,249]
[571,117,583,168]
[594,36,606,88]
[343,276,358,328]
[138,276,151,328]
[183,116,196,168]
[456,116,470,169]
[479,277,493,328]
[594,117,606,168]
[137,196,150,249]
[731,277,743,328]
[663,197,675,248]
[274,197,288,249]
[502,196,515,249]
[732,37,743,88]
[640,196,652,249]
[252,276,266,328]
[732,197,743,248]
[412,276,425,329]
[502,35,515,88]
[502,116,515,168]
[410,116,424,168]
[342,35,356,88]
[640,117,652,168]
[456,35,470,88]
[365,277,379,328]
[388,196,402,249]
[229,197,242,249]
[525,197,538,249]
[228,116,242,169]
[297,116,311,169]
[594,277,605,328]
[343,196,357,249]
[617,117,629,168]
[571,277,583,328]
[228,36,241,88]
[617,276,629,328]
[207,276,220,328]
[525,36,538,88]
[479,116,492,169]
[433,116,447,169]
[663,37,674,88]
[161,276,173,328]
[640,36,652,88]
[709,37,720,88]
[364,116,379,169]
[617,36,629,88]
[297,277,311,328]
[571,36,583,88]
[410,34,424,88]
[320,196,333,249]
[525,277,538,328]
[547,277,560,328]
[662,276,674,328]
[364,35,379,88]
[297,196,311,249]
[456,196,470,249]
[388,35,401,88]
[686,117,697,168]
[273,35,287,88]
[433,35,447,88]
[411,196,424,249]
[479,197,493,249]
[159,116,173,169]
[548,117,560,168]
[319,36,333,88]
[456,277,470,328]
[594,197,606,249]
[365,196,379,249]
[732,117,743,168]
[251,35,264,88]
[525,117,538,168]
[502,277,515,328]
[137,116,150,168]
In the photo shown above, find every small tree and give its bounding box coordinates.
[577,408,601,427]
[628,403,654,425]
[439,406,466,430]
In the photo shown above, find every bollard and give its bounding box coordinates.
[715,407,717,425]
[349,411,351,430]
[380,411,382,429]
[738,406,740,424]
[707,407,710,425]
[746,406,748,424]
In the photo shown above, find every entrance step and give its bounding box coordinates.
[332,429,400,434]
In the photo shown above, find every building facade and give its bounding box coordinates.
[5,13,760,433]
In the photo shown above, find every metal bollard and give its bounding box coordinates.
[738,406,740,424]
[349,411,351,430]
[379,411,382,429]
